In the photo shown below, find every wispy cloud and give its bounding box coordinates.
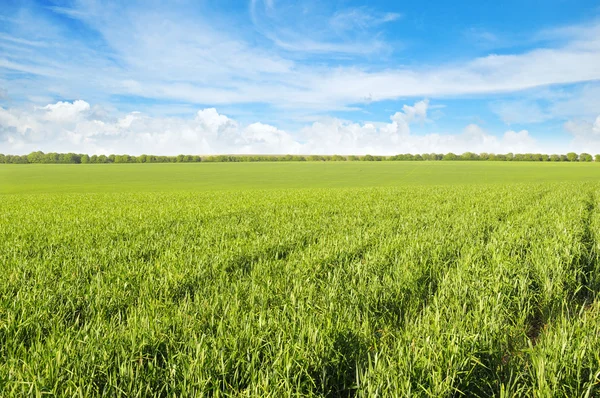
[329,8,402,32]
[0,32,47,47]
[249,0,397,56]
[491,100,551,125]
[489,82,600,126]
[46,6,91,19]
[1,1,600,114]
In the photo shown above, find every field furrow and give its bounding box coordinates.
[1,179,599,397]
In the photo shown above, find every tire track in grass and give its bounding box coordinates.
[526,186,598,348]
[517,186,600,397]
[468,184,600,397]
[350,187,550,397]
[408,186,549,323]
[389,186,553,397]
[575,189,599,305]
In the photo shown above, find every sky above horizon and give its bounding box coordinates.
[1,0,600,155]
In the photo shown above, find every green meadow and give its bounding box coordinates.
[2,161,600,194]
[1,162,600,396]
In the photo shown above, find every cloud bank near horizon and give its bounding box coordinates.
[3,99,595,156]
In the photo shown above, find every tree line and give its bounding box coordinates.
[1,151,599,164]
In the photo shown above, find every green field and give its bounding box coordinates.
[2,161,600,194]
[1,162,600,396]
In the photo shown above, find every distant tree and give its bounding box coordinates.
[27,151,44,163]
[11,151,600,164]
[59,153,78,163]
[43,153,59,163]
[7,155,28,164]
[566,152,578,162]
[0,154,5,163]
[579,153,593,162]
[461,152,478,161]
[116,155,134,163]
[442,153,458,161]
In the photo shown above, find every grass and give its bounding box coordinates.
[1,162,600,396]
[1,161,600,194]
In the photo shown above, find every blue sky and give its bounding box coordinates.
[1,0,600,155]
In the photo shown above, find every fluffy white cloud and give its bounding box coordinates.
[300,99,430,154]
[0,99,564,156]
[0,101,299,155]
[564,115,600,151]
[298,102,540,155]
[41,100,91,123]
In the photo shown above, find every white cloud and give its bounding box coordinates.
[488,82,600,126]
[299,101,542,154]
[0,101,299,155]
[501,129,537,152]
[548,84,600,119]
[491,100,551,124]
[565,115,600,139]
[398,99,429,123]
[41,100,91,122]
[250,1,395,56]
[561,115,600,153]
[300,117,540,155]
[329,8,401,32]
[2,2,600,114]
[0,99,592,156]
[465,28,500,46]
